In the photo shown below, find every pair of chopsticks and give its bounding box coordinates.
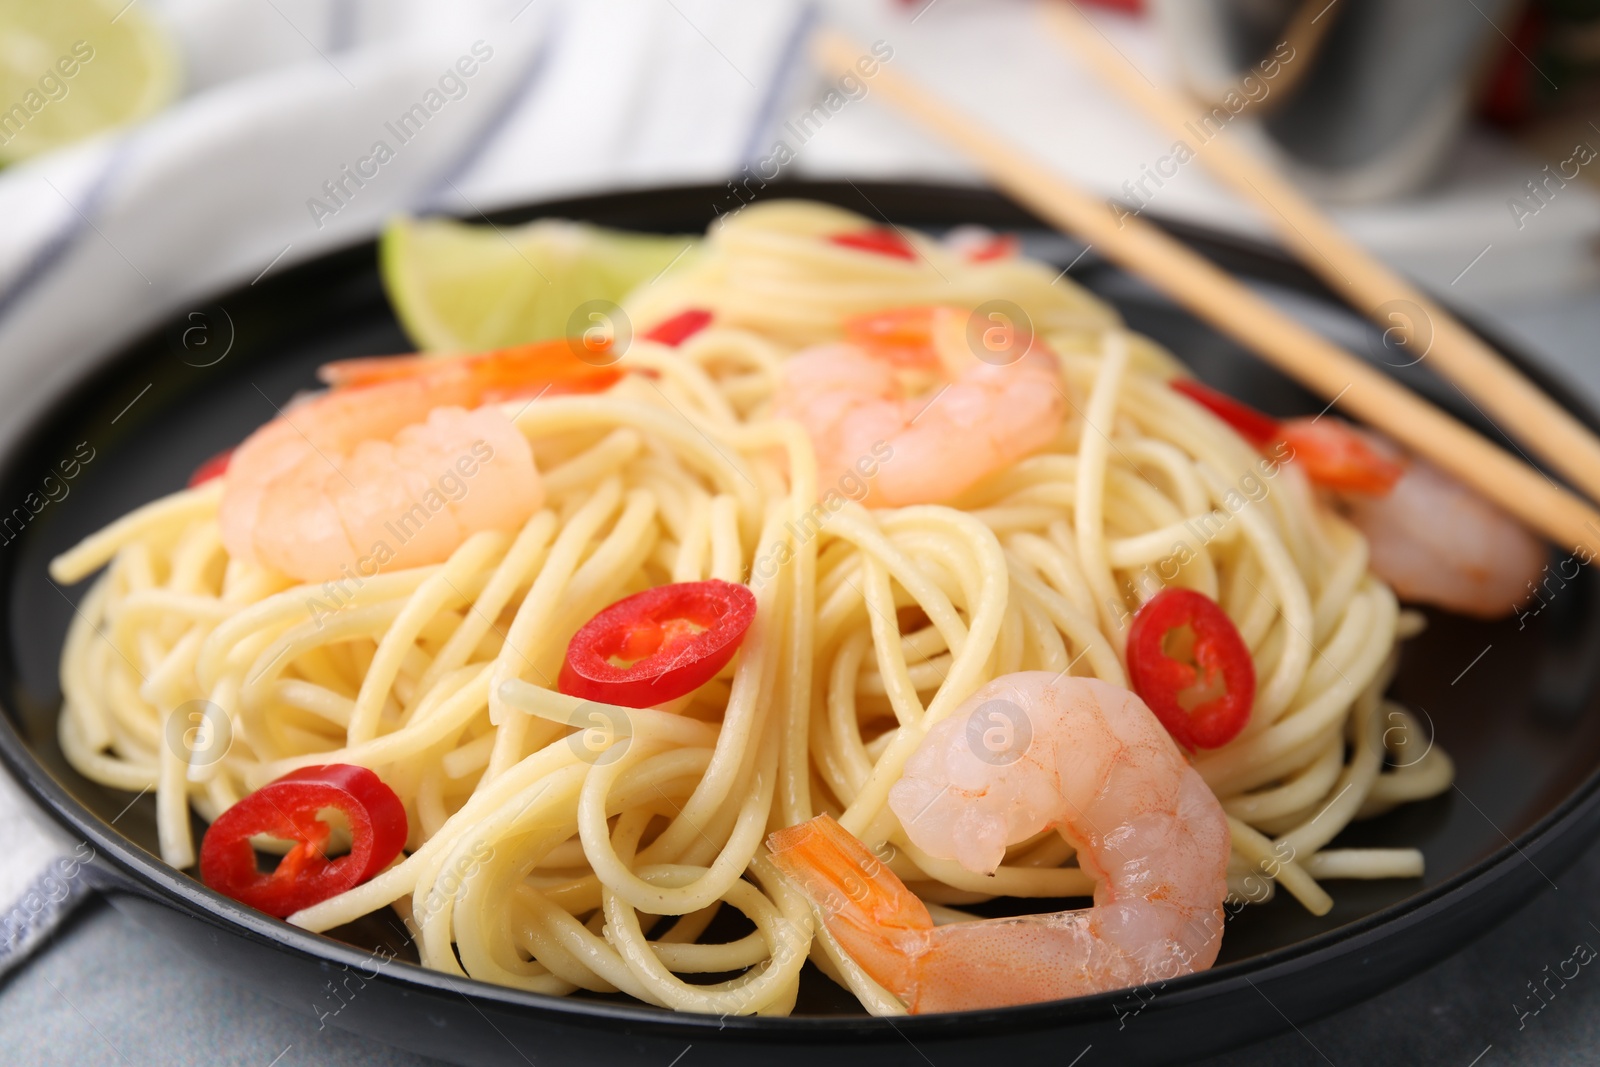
[811,15,1600,556]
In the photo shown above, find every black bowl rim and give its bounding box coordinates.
[1,179,1596,1041]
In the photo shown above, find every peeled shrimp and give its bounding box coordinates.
[1277,415,1546,618]
[221,342,615,583]
[1339,450,1547,619]
[772,306,1064,506]
[768,674,1230,1012]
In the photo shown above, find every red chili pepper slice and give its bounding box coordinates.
[1276,417,1405,496]
[829,227,917,261]
[1126,588,1256,751]
[187,448,234,488]
[643,308,713,346]
[559,580,758,708]
[199,763,407,918]
[1170,380,1405,496]
[1075,0,1142,11]
[965,232,1020,262]
[1170,379,1280,448]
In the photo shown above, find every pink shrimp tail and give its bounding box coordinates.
[771,808,1227,1013]
[318,339,623,400]
[767,815,931,1004]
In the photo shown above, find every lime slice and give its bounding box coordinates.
[0,0,178,164]
[381,214,702,352]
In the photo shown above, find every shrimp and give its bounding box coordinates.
[1279,416,1548,618]
[1337,450,1547,619]
[772,306,1065,507]
[767,673,1230,1012]
[220,340,618,583]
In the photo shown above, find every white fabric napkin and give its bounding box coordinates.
[0,0,811,976]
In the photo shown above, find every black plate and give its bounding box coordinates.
[4,181,1599,1066]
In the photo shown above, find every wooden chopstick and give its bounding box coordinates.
[811,29,1600,555]
[1041,1,1600,513]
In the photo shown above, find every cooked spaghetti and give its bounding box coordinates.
[51,200,1456,1015]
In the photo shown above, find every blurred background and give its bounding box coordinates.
[0,0,1596,412]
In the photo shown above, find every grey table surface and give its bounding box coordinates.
[2,298,1597,1067]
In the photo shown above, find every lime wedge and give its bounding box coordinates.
[381,214,702,352]
[0,0,178,164]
